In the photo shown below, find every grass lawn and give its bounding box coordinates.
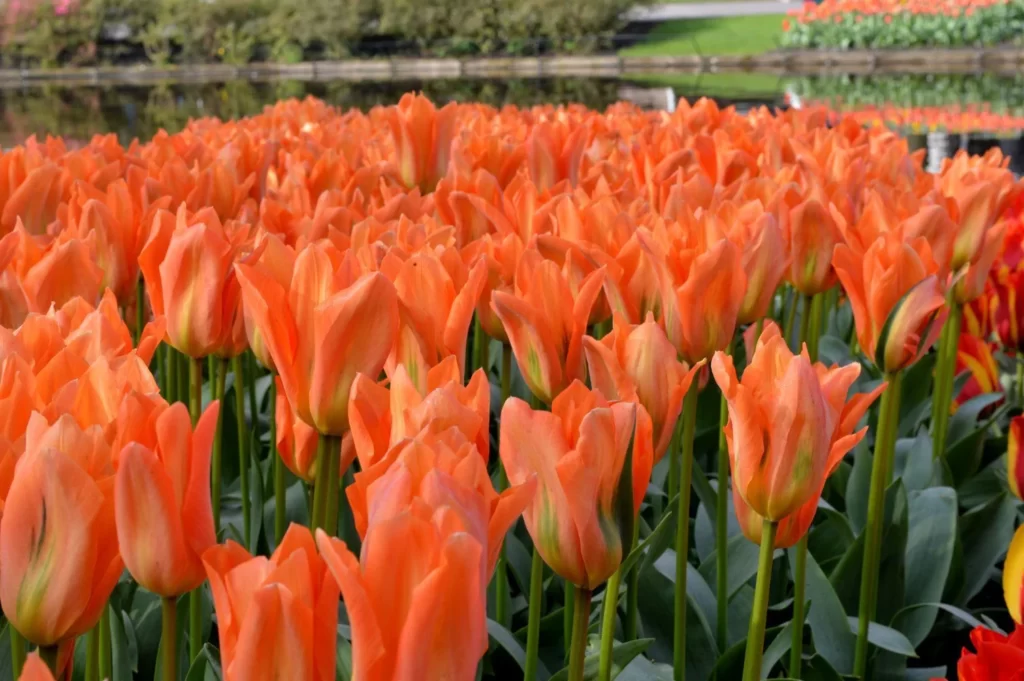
[626,71,789,100]
[620,15,787,57]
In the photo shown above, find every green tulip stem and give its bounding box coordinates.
[568,587,593,681]
[673,380,700,681]
[931,300,963,459]
[715,346,731,651]
[741,520,778,681]
[624,520,641,641]
[323,435,342,537]
[854,370,904,677]
[135,276,145,348]
[9,626,25,679]
[163,597,178,681]
[524,547,545,681]
[231,355,251,547]
[598,567,624,681]
[271,377,285,544]
[311,435,329,533]
[212,359,228,532]
[493,343,513,628]
[98,608,111,679]
[84,626,100,681]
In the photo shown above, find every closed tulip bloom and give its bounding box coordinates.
[0,414,122,646]
[115,401,220,597]
[138,206,249,358]
[387,93,458,193]
[380,251,486,392]
[316,520,487,681]
[19,230,103,316]
[712,322,884,525]
[993,268,1024,353]
[500,382,654,588]
[491,249,604,404]
[833,229,947,373]
[583,313,702,461]
[461,233,524,343]
[955,334,1002,409]
[346,426,535,576]
[787,198,843,296]
[242,233,296,371]
[955,222,1006,305]
[203,524,339,681]
[236,240,400,435]
[1004,523,1024,625]
[275,376,322,481]
[734,211,790,324]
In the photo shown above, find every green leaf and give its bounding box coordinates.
[845,440,872,533]
[803,550,855,674]
[891,601,984,632]
[0,623,13,681]
[761,620,792,678]
[249,447,264,554]
[547,639,653,681]
[487,619,551,679]
[844,617,917,657]
[698,533,763,600]
[111,608,134,681]
[621,498,675,577]
[336,633,353,681]
[957,493,1016,605]
[901,487,957,645]
[893,432,938,492]
[183,644,222,681]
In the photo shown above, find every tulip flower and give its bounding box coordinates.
[241,233,296,372]
[0,413,122,647]
[583,313,702,461]
[387,93,458,193]
[499,381,653,588]
[115,400,220,597]
[138,205,249,359]
[955,334,1002,409]
[275,376,323,481]
[491,249,604,404]
[236,239,399,435]
[203,524,339,681]
[346,425,535,576]
[712,321,883,525]
[950,624,1024,681]
[17,653,56,681]
[1004,522,1024,626]
[1008,416,1024,502]
[460,233,524,343]
[348,356,490,469]
[787,197,842,296]
[380,251,486,392]
[833,229,947,373]
[316,520,487,681]
[993,267,1024,353]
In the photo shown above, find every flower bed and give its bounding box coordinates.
[782,0,1024,49]
[1,94,1024,681]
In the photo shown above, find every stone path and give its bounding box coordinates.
[627,1,794,21]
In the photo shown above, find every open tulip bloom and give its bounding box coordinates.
[0,92,1023,681]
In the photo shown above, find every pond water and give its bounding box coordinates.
[3,73,1023,173]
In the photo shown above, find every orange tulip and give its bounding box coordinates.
[491,249,604,404]
[115,400,220,597]
[241,233,296,371]
[712,322,884,529]
[499,381,654,588]
[203,524,338,681]
[348,356,489,469]
[387,93,457,193]
[461,233,524,343]
[732,210,789,325]
[641,232,747,364]
[138,206,249,359]
[787,198,843,296]
[833,229,947,373]
[17,653,56,681]
[583,313,702,460]
[380,251,486,392]
[316,519,487,681]
[0,413,122,646]
[236,240,399,435]
[346,425,535,576]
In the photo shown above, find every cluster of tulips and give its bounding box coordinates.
[0,92,1023,681]
[795,102,1024,135]
[781,0,1024,49]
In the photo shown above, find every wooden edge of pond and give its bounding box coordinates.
[0,49,1022,87]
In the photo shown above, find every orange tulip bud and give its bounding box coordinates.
[499,382,653,588]
[712,322,884,528]
[139,206,249,359]
[583,313,701,461]
[316,521,488,681]
[347,425,535,577]
[491,249,604,404]
[236,241,399,435]
[833,230,947,373]
[0,414,122,646]
[115,401,220,597]
[203,524,339,681]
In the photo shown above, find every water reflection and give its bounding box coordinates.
[1,74,1022,173]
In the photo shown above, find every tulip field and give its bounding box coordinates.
[1,92,1024,681]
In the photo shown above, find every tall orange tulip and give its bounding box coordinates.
[236,240,399,435]
[583,313,702,460]
[787,197,842,296]
[241,233,296,371]
[203,524,338,681]
[500,381,653,588]
[346,425,535,575]
[491,249,604,404]
[833,229,947,373]
[138,205,249,358]
[712,322,884,527]
[316,519,487,681]
[275,376,322,481]
[115,400,220,597]
[387,93,457,193]
[0,413,122,647]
